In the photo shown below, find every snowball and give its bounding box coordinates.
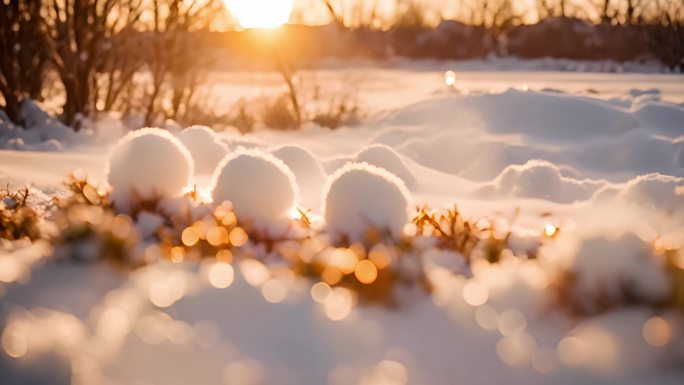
[177,125,227,175]
[210,149,298,230]
[106,128,194,210]
[322,163,411,243]
[271,145,326,204]
[355,144,416,188]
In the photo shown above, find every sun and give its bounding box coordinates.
[224,0,293,29]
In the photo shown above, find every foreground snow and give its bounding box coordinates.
[1,67,684,385]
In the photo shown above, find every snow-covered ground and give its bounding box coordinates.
[1,66,684,385]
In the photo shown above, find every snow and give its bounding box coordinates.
[355,144,416,189]
[322,163,411,243]
[210,149,298,232]
[2,64,684,385]
[270,145,326,206]
[106,128,194,211]
[177,125,227,176]
[479,160,605,203]
[542,232,671,315]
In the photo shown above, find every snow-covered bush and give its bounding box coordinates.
[106,128,194,211]
[211,149,298,231]
[271,145,326,203]
[548,232,672,315]
[323,163,411,243]
[177,125,227,175]
[356,144,416,188]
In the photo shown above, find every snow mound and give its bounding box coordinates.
[177,125,227,175]
[106,128,194,210]
[211,149,298,230]
[270,145,326,205]
[384,89,639,144]
[322,163,411,243]
[550,233,671,314]
[594,173,684,216]
[356,144,416,188]
[478,160,604,203]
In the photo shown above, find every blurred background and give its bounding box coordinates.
[0,0,682,132]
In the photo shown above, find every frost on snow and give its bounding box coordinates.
[323,162,411,243]
[270,145,326,204]
[211,149,298,231]
[106,128,194,211]
[177,125,227,175]
[356,144,416,189]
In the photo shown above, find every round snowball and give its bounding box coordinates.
[106,128,194,208]
[323,163,411,243]
[271,145,326,202]
[177,125,227,175]
[211,149,298,227]
[356,144,416,188]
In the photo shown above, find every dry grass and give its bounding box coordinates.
[0,185,42,241]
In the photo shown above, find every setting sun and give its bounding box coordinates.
[224,0,293,29]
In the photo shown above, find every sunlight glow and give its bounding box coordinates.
[224,0,293,29]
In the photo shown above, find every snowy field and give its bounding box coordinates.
[1,65,684,385]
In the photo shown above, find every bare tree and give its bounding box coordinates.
[0,0,50,125]
[649,0,684,70]
[142,0,222,126]
[94,0,146,114]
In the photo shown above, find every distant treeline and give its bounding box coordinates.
[192,18,682,70]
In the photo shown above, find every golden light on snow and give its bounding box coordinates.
[642,316,672,347]
[311,281,333,303]
[474,305,499,330]
[323,287,354,321]
[362,360,409,385]
[209,262,235,289]
[497,309,527,336]
[96,307,130,343]
[240,259,270,287]
[2,328,28,358]
[216,249,233,263]
[329,248,358,274]
[462,281,489,306]
[148,280,182,308]
[444,71,456,87]
[496,333,536,368]
[0,257,21,283]
[321,266,343,285]
[224,0,293,29]
[229,227,248,247]
[261,278,287,303]
[544,223,558,237]
[557,336,587,366]
[206,226,229,246]
[368,246,390,269]
[170,246,185,263]
[354,260,378,284]
[288,206,302,220]
[181,227,200,247]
